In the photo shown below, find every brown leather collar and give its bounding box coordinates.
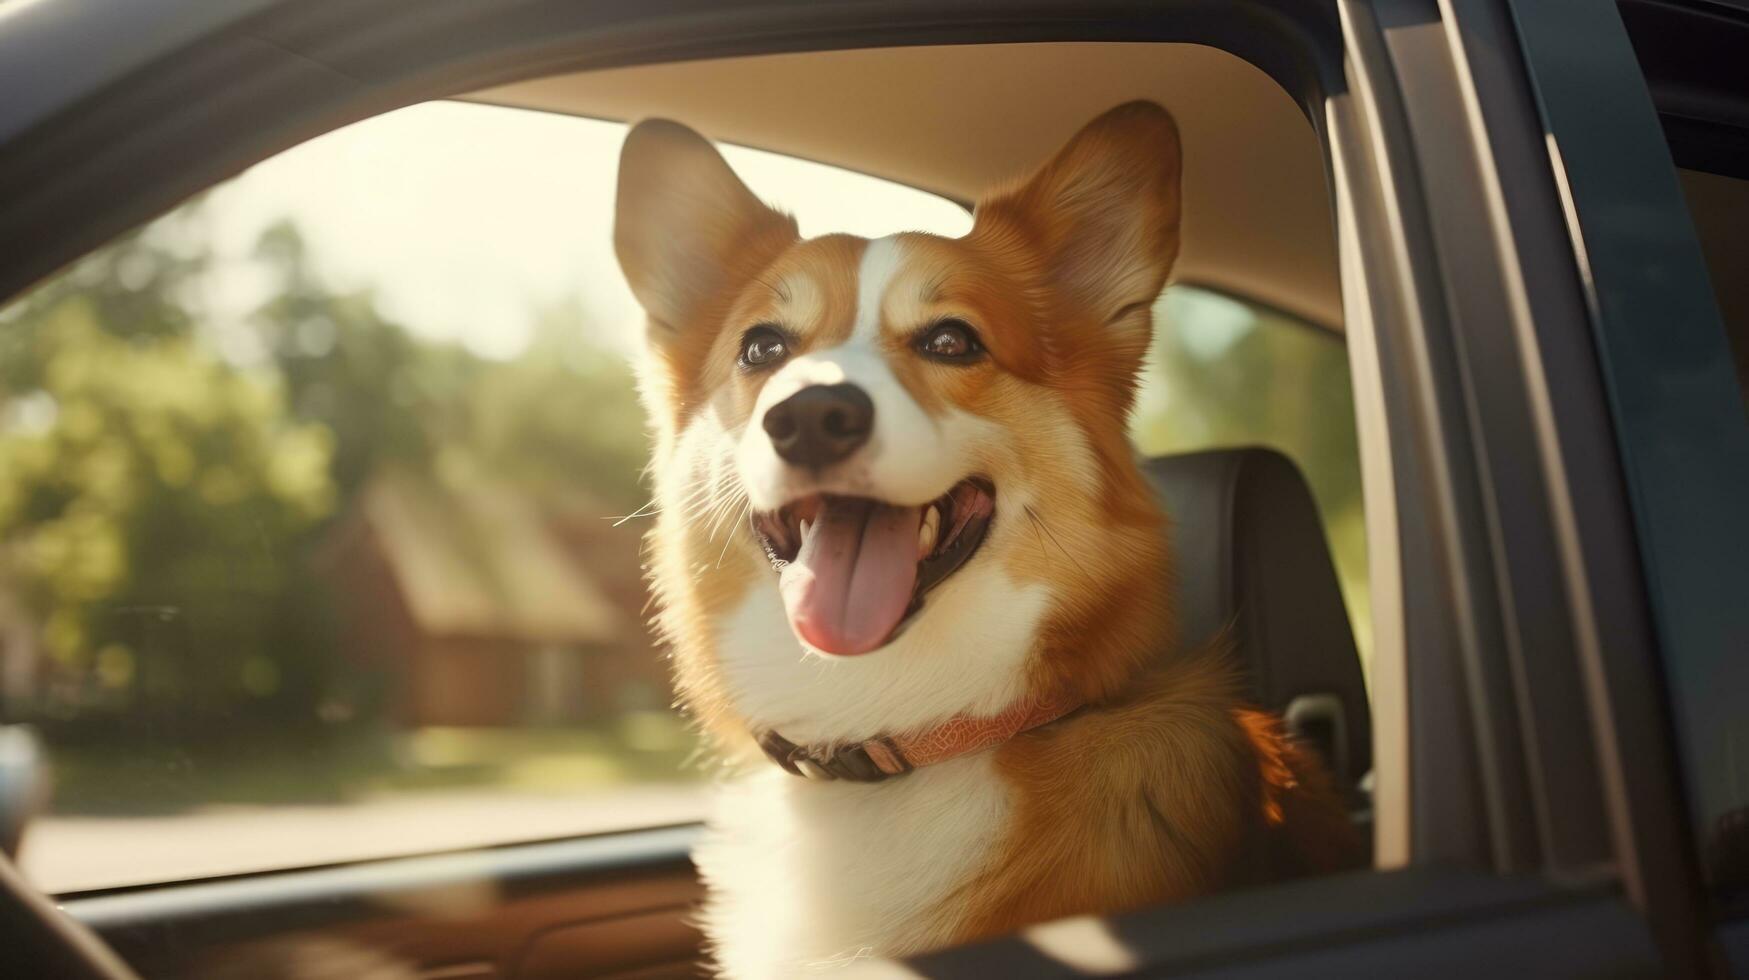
[756,690,1082,782]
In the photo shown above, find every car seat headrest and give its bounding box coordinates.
[1141,448,1372,790]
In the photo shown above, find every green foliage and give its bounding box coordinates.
[0,210,651,735]
[250,219,469,496]
[0,227,337,726]
[0,223,208,395]
[463,301,650,509]
[248,220,649,509]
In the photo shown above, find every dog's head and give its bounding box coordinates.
[616,102,1181,748]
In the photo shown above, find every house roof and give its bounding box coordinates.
[361,471,625,645]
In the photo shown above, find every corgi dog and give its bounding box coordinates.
[614,101,1360,978]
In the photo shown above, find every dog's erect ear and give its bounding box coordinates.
[614,119,798,346]
[973,101,1182,335]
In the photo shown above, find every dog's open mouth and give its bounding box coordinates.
[751,478,995,657]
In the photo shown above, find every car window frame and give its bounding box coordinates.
[1615,0,1749,926]
[1418,0,1748,967]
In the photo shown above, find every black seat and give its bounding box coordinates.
[1142,448,1372,798]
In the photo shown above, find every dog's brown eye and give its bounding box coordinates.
[740,325,789,369]
[917,320,982,362]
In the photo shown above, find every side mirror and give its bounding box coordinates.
[0,725,50,860]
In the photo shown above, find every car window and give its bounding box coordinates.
[0,101,972,893]
[0,98,1368,896]
[1131,289,1369,663]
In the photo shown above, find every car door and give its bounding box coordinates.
[0,0,1739,977]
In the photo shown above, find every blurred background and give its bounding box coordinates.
[0,101,1364,894]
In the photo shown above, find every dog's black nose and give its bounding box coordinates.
[763,383,874,467]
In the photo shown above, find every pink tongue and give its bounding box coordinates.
[779,498,921,656]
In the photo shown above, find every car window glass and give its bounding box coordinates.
[0,98,1368,895]
[0,101,971,893]
[1131,288,1369,664]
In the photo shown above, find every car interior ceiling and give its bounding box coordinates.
[465,41,1343,334]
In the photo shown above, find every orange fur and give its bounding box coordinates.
[949,650,1358,942]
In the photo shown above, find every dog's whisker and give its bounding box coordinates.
[715,500,754,569]
[1025,505,1090,579]
[679,495,717,527]
[685,476,736,516]
[1023,509,1053,569]
[709,500,749,546]
[704,487,750,544]
[673,482,719,516]
[696,492,735,538]
[675,483,730,529]
[608,497,662,526]
[687,487,743,545]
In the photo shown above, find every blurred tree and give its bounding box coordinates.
[250,220,467,497]
[1135,289,1360,512]
[0,218,208,394]
[0,221,336,729]
[249,223,648,510]
[464,299,650,510]
[0,209,654,737]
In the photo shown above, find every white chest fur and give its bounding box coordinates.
[690,491,1049,977]
[694,753,1012,978]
